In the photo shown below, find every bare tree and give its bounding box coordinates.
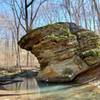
[63,0,72,22]
[11,0,47,67]
[82,0,87,28]
[11,0,21,69]
[92,0,100,30]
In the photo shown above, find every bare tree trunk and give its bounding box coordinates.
[64,0,72,22]
[82,0,88,28]
[25,0,29,33]
[91,0,96,30]
[93,0,100,30]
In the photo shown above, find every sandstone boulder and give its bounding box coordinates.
[18,22,100,82]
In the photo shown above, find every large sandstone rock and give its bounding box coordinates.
[18,22,100,82]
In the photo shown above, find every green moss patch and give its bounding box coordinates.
[79,49,100,58]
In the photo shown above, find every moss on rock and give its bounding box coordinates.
[18,22,100,82]
[79,49,100,58]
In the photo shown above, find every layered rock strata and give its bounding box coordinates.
[18,22,100,82]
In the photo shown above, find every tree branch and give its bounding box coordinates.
[27,0,35,8]
[30,0,47,27]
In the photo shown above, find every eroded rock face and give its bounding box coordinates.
[18,22,100,82]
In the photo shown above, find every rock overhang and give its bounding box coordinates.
[18,22,100,82]
[18,22,80,50]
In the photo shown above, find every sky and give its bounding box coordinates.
[0,0,68,27]
[0,0,100,40]
[0,0,67,38]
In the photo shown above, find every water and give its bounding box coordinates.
[1,77,74,93]
[0,77,100,100]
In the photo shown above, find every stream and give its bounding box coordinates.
[0,73,100,100]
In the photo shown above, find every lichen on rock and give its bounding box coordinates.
[18,22,100,82]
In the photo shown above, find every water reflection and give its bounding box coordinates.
[4,78,39,90]
[0,75,99,100]
[0,76,75,100]
[3,77,74,92]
